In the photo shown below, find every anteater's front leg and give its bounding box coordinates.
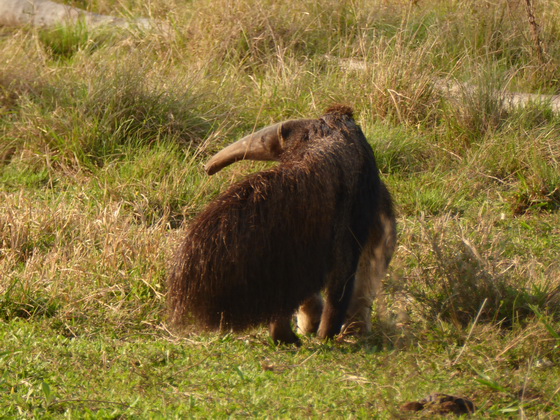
[317,273,355,340]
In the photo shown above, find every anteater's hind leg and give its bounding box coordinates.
[270,316,301,346]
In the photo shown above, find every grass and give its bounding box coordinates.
[1,0,560,417]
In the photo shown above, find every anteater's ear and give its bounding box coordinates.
[204,119,312,175]
[276,119,309,146]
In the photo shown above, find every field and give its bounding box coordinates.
[1,0,560,417]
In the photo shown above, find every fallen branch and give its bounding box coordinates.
[434,78,560,113]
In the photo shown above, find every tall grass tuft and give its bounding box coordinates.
[38,20,99,61]
[2,60,226,169]
[403,215,559,328]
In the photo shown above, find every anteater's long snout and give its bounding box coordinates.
[204,123,284,175]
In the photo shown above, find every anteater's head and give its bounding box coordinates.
[204,106,354,175]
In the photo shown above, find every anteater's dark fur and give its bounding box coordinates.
[168,105,385,342]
